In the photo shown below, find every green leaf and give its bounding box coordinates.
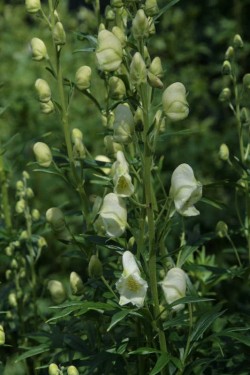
[15,345,50,362]
[160,128,199,139]
[149,353,170,375]
[129,347,161,355]
[177,245,199,267]
[154,0,180,21]
[169,296,214,309]
[200,197,224,210]
[107,310,130,332]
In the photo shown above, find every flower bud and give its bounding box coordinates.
[161,268,187,311]
[5,270,12,280]
[216,221,228,238]
[105,5,115,21]
[67,366,79,375]
[219,88,231,102]
[16,180,24,191]
[23,170,30,179]
[112,26,127,48]
[38,236,47,248]
[130,52,147,87]
[72,128,83,142]
[40,100,54,114]
[240,107,249,124]
[33,142,52,167]
[5,246,13,256]
[20,230,28,240]
[132,9,150,39]
[53,22,66,45]
[219,143,229,161]
[30,38,48,61]
[26,187,34,199]
[11,259,18,269]
[99,193,127,237]
[16,199,25,214]
[96,30,123,72]
[233,34,243,49]
[95,155,111,175]
[222,60,231,75]
[162,82,189,121]
[154,109,165,132]
[75,66,92,91]
[46,207,69,239]
[35,79,51,102]
[134,107,144,131]
[31,208,40,221]
[112,151,134,197]
[147,71,163,89]
[113,104,135,144]
[48,280,66,304]
[225,46,234,60]
[49,363,60,375]
[108,76,126,100]
[111,0,123,7]
[25,0,41,13]
[145,0,159,16]
[104,135,123,157]
[88,255,103,278]
[243,73,250,89]
[0,325,5,346]
[8,292,17,308]
[149,56,163,78]
[73,139,86,160]
[70,272,84,295]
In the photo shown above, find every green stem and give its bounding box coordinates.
[0,152,12,231]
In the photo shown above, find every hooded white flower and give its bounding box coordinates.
[116,251,148,308]
[96,30,123,72]
[170,163,202,216]
[162,82,189,121]
[99,193,127,237]
[112,151,134,197]
[161,267,186,311]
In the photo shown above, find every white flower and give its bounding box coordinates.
[95,30,123,72]
[162,82,189,121]
[99,193,127,237]
[116,251,148,308]
[33,142,52,167]
[170,163,202,216]
[161,267,186,311]
[112,151,134,197]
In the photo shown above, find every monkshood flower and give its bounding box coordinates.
[161,267,187,311]
[30,37,48,61]
[96,30,123,72]
[35,79,51,103]
[33,142,52,167]
[75,66,92,90]
[99,193,127,237]
[116,251,148,308]
[113,104,135,144]
[25,0,41,13]
[170,163,202,216]
[112,151,134,197]
[162,82,189,121]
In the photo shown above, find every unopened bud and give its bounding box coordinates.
[23,171,30,179]
[243,74,250,89]
[132,9,150,39]
[11,259,18,269]
[108,76,126,100]
[219,87,231,102]
[225,46,234,60]
[5,246,13,256]
[105,5,115,21]
[48,280,66,304]
[233,34,243,49]
[75,66,92,91]
[16,199,25,214]
[0,325,5,345]
[8,292,17,308]
[149,56,163,78]
[145,0,159,16]
[32,209,40,221]
[113,104,135,144]
[16,180,24,191]
[96,30,123,72]
[33,142,52,167]
[35,79,51,103]
[5,270,12,280]
[25,0,41,13]
[46,207,66,232]
[111,0,123,7]
[72,128,83,142]
[48,363,60,375]
[147,71,163,89]
[112,26,127,48]
[134,107,144,131]
[40,100,54,114]
[88,255,103,278]
[38,236,47,248]
[219,143,229,161]
[104,135,123,157]
[162,82,189,121]
[67,366,79,375]
[95,155,111,175]
[53,22,66,45]
[130,52,147,87]
[26,187,34,199]
[222,60,231,75]
[20,230,28,240]
[216,221,228,238]
[70,272,84,295]
[30,38,48,61]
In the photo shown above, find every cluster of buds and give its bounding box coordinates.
[48,364,79,375]
[35,79,54,114]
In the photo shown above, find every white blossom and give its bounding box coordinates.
[161,267,186,311]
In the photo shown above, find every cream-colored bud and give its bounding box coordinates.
[48,363,60,375]
[132,9,150,39]
[5,270,12,280]
[20,230,28,240]
[23,171,30,179]
[19,267,26,278]
[233,34,243,49]
[26,187,34,199]
[162,82,189,121]
[72,128,83,142]
[48,280,66,304]
[73,139,86,160]
[99,193,127,237]
[5,246,13,256]
[67,366,79,375]
[0,325,5,346]
[11,259,18,269]
[225,46,234,60]
[96,30,123,72]
[130,52,147,87]
[219,144,229,161]
[8,292,17,308]
[88,255,103,278]
[95,155,111,175]
[40,100,54,114]
[112,26,127,48]
[32,209,40,221]
[147,71,163,89]
[38,236,47,248]
[111,0,123,7]
[105,5,115,21]
[145,0,159,16]
[219,88,231,102]
[16,180,24,190]
[154,109,165,132]
[216,221,228,238]
[149,56,163,78]
[243,74,250,89]
[46,207,65,232]
[53,22,66,45]
[70,272,84,295]
[222,60,231,75]
[108,76,126,100]
[240,107,249,124]
[134,107,144,131]
[33,142,52,167]
[35,79,51,103]
[16,199,25,214]
[113,104,135,144]
[75,66,92,91]
[30,38,47,61]
[25,0,41,13]
[148,17,156,35]
[104,135,123,157]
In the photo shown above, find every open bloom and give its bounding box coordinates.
[170,163,202,216]
[112,151,134,197]
[99,193,127,237]
[161,267,186,311]
[95,30,123,72]
[162,82,189,121]
[116,251,148,308]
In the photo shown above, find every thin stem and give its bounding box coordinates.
[101,276,118,301]
[0,152,12,231]
[226,233,242,266]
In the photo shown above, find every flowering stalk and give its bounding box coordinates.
[0,151,12,231]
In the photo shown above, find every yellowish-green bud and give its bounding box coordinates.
[243,73,250,89]
[219,87,231,102]
[147,71,163,89]
[48,280,66,304]
[40,100,54,114]
[67,366,79,375]
[75,66,92,91]
[113,104,135,144]
[5,270,12,280]
[30,38,47,61]
[70,272,84,295]
[104,135,123,157]
[23,171,30,179]
[11,259,18,269]
[96,30,123,72]
[72,128,83,142]
[101,111,115,129]
[88,255,103,278]
[108,76,126,100]
[233,34,244,49]
[8,292,17,307]
[0,325,5,345]
[16,199,25,214]
[128,236,135,250]
[216,221,228,238]
[111,0,123,7]
[112,26,127,48]
[73,139,86,160]
[132,9,150,39]
[46,207,66,232]
[219,143,229,161]
[26,187,34,199]
[162,82,189,121]
[130,52,147,87]
[149,56,163,78]
[33,142,52,167]
[48,363,60,375]
[35,79,51,103]
[134,107,144,131]
[20,230,28,240]
[16,180,24,191]
[25,0,41,13]
[53,22,66,45]
[145,0,159,16]
[38,236,47,248]
[32,208,40,221]
[154,109,165,132]
[5,246,13,256]
[222,60,231,75]
[95,155,111,175]
[19,267,26,278]
[105,5,115,21]
[225,46,234,60]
